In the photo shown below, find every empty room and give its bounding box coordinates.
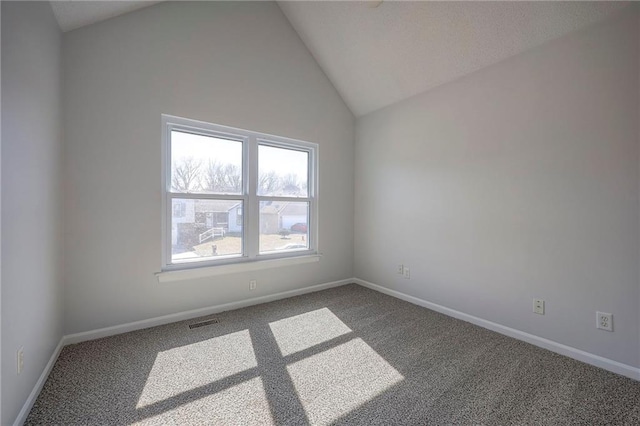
[2,0,639,424]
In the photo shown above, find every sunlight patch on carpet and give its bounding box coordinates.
[137,330,257,408]
[269,307,352,356]
[133,377,274,426]
[286,337,404,425]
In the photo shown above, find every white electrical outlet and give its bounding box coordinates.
[533,299,545,315]
[249,280,257,291]
[17,347,24,375]
[596,312,613,331]
[403,267,410,279]
[397,264,404,275]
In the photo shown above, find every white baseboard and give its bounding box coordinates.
[16,277,637,426]
[15,278,353,425]
[13,339,65,426]
[353,278,640,381]
[63,278,352,345]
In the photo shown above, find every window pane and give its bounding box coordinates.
[171,130,242,194]
[259,201,309,253]
[171,198,243,263]
[258,145,308,197]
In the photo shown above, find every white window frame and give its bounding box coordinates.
[161,114,318,272]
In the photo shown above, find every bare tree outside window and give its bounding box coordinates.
[172,156,202,192]
[259,170,280,195]
[258,145,308,197]
[203,161,242,194]
[280,173,301,196]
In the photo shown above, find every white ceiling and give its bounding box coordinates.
[50,1,632,117]
[50,1,161,32]
[279,1,631,116]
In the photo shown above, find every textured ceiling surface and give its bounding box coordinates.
[50,1,632,116]
[50,0,162,32]
[279,1,631,116]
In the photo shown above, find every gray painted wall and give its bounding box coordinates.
[355,10,640,368]
[1,2,64,424]
[1,4,3,423]
[62,1,355,334]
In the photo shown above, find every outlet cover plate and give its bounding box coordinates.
[533,299,544,315]
[403,267,410,279]
[596,312,613,331]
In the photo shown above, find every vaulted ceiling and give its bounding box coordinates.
[50,1,632,117]
[279,1,631,116]
[50,1,161,32]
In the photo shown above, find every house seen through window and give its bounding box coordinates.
[162,115,317,269]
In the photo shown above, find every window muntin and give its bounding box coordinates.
[162,115,317,270]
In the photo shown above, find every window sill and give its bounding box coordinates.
[156,254,321,283]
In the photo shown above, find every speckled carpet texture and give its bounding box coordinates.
[26,284,640,425]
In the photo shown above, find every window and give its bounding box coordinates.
[162,115,317,270]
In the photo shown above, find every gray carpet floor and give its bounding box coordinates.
[26,284,640,425]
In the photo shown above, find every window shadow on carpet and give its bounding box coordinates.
[25,284,640,425]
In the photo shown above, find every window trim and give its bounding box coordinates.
[156,254,321,283]
[161,114,318,272]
